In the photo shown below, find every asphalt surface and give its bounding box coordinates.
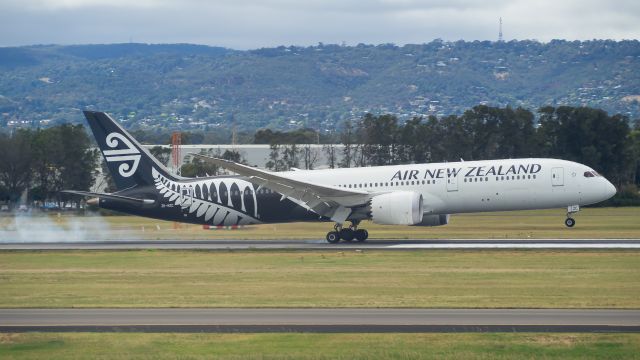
[1,239,640,250]
[1,308,639,333]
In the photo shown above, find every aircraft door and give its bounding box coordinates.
[551,167,564,186]
[180,185,194,211]
[446,173,459,192]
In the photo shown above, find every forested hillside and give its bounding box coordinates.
[1,40,639,134]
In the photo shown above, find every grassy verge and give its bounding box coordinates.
[2,207,639,240]
[1,250,638,308]
[2,333,640,359]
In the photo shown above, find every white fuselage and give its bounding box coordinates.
[284,158,616,215]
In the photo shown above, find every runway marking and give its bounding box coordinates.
[387,244,640,249]
[1,239,640,250]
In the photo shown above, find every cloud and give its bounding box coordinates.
[0,0,638,48]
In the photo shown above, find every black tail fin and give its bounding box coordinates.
[83,111,180,191]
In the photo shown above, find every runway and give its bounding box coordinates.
[1,308,639,333]
[1,239,640,250]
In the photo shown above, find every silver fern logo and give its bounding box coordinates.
[103,132,141,177]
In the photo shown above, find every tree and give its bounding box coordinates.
[40,125,98,205]
[359,113,398,166]
[221,149,247,164]
[0,130,34,206]
[302,145,319,170]
[339,120,355,168]
[282,144,300,170]
[537,106,632,186]
[149,146,171,166]
[323,143,337,169]
[265,144,283,171]
[180,149,220,177]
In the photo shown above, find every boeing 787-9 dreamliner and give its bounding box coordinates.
[64,111,617,243]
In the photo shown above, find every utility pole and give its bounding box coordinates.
[171,131,182,175]
[498,17,503,42]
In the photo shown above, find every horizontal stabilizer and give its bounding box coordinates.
[61,190,155,206]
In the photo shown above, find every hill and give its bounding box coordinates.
[0,40,638,133]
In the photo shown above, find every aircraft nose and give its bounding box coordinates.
[604,180,616,199]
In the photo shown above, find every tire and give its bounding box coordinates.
[355,229,368,242]
[340,228,354,242]
[565,218,576,228]
[326,231,340,243]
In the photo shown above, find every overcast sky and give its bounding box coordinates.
[1,0,639,49]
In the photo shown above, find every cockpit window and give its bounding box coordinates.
[584,171,594,178]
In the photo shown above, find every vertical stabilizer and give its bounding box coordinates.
[83,111,180,190]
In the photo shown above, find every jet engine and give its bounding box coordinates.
[369,191,423,225]
[415,214,450,227]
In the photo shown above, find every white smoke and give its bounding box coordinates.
[0,213,115,242]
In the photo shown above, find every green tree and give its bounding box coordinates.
[0,129,34,206]
[180,149,220,177]
[149,146,171,166]
[339,120,356,168]
[265,144,284,171]
[359,113,398,166]
[537,106,632,186]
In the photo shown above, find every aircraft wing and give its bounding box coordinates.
[193,155,372,222]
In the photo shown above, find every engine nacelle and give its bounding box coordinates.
[370,191,423,225]
[414,214,450,227]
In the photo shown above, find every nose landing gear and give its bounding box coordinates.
[325,221,369,243]
[564,217,576,227]
[565,205,579,228]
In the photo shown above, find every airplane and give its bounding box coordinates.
[63,111,617,243]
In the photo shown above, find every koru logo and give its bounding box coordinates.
[103,132,141,177]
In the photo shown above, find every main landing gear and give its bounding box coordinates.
[326,222,369,243]
[565,205,579,228]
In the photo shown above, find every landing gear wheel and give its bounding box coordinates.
[339,228,354,242]
[354,229,368,242]
[565,218,576,228]
[326,231,340,243]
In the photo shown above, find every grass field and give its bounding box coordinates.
[1,250,638,308]
[2,207,639,240]
[2,333,640,359]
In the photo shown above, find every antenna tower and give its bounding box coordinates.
[498,17,503,42]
